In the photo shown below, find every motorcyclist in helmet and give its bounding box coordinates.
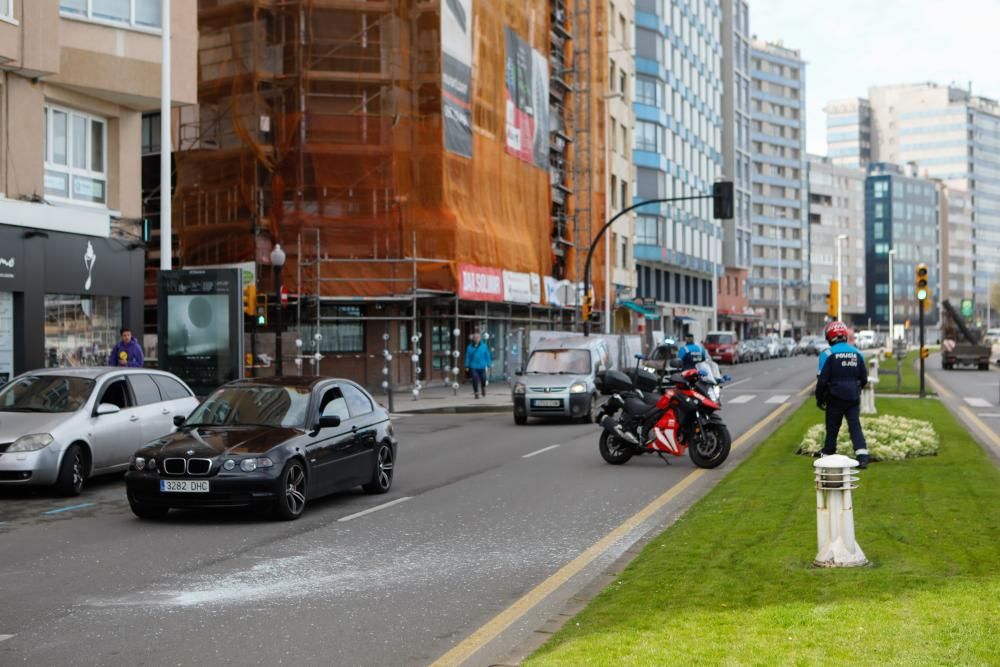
[677,332,707,370]
[816,321,870,468]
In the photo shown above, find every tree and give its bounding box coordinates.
[991,280,1000,316]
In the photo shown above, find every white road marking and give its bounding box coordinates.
[0,635,14,642]
[766,394,790,404]
[337,497,413,523]
[522,444,561,458]
[725,377,752,388]
[978,413,1000,418]
[964,397,992,408]
[728,394,755,404]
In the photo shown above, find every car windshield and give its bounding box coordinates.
[525,349,591,374]
[185,385,312,428]
[706,334,734,345]
[0,375,95,413]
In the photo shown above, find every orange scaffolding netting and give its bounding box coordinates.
[177,0,607,302]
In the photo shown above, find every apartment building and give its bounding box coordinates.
[824,97,872,168]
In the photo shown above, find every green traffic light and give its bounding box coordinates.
[917,289,928,300]
[257,315,266,325]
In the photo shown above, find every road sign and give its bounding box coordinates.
[961,298,974,319]
[280,285,289,306]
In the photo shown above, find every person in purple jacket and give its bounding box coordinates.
[108,327,144,368]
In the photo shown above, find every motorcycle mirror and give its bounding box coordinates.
[722,375,732,383]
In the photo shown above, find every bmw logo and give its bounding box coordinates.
[186,449,195,456]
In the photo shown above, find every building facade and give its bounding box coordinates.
[0,0,196,377]
[806,155,866,330]
[606,0,637,331]
[823,97,872,168]
[939,184,974,307]
[749,39,808,336]
[864,163,940,327]
[633,0,724,339]
[717,0,754,335]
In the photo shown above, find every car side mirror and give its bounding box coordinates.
[96,403,121,416]
[173,415,186,427]
[317,415,341,430]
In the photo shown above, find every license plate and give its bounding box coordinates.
[532,399,561,407]
[160,479,210,493]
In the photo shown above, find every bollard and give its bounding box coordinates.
[813,455,867,568]
[861,357,878,414]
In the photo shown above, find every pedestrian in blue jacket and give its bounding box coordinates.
[465,332,493,399]
[816,321,869,467]
[108,327,144,368]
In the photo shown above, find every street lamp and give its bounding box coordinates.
[836,234,847,322]
[270,243,286,376]
[887,248,896,344]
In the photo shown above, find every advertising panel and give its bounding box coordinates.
[157,269,243,396]
[503,27,549,168]
[458,264,504,302]
[442,0,474,158]
[502,271,533,304]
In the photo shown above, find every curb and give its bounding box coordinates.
[392,404,513,415]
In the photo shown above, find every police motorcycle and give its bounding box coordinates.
[594,355,732,469]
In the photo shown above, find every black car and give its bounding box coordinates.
[125,377,397,521]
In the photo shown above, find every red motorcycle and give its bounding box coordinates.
[596,366,732,469]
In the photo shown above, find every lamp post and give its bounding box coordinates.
[888,248,896,343]
[775,226,783,340]
[159,0,172,271]
[836,234,847,322]
[270,243,286,376]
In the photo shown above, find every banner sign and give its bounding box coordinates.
[502,271,534,304]
[442,0,474,158]
[458,263,503,302]
[503,27,549,168]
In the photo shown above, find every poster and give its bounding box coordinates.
[504,27,549,168]
[458,264,504,302]
[442,0,474,157]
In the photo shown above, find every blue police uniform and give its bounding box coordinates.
[816,341,869,457]
[678,341,707,370]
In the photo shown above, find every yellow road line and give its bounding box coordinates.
[430,389,806,667]
[957,406,1000,453]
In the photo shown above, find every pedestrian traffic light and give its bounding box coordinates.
[712,181,734,220]
[581,291,593,322]
[256,293,268,325]
[826,280,839,318]
[243,283,257,317]
[915,263,929,301]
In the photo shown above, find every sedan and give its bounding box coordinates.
[125,377,397,521]
[0,368,199,495]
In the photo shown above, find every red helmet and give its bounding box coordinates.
[824,321,849,345]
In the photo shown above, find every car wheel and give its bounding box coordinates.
[55,444,86,497]
[128,490,169,520]
[274,460,308,520]
[363,443,394,494]
[514,413,528,425]
[582,394,598,423]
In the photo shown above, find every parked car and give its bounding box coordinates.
[512,337,611,424]
[758,337,780,359]
[746,339,766,361]
[780,337,796,357]
[125,377,397,520]
[705,331,740,364]
[0,368,199,495]
[793,336,814,356]
[736,339,754,363]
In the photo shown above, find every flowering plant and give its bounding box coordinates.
[797,414,939,461]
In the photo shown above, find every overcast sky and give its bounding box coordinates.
[749,0,1000,155]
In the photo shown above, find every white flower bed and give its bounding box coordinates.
[798,414,939,461]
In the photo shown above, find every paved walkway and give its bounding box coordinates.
[377,381,513,415]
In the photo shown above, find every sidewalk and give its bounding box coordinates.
[378,381,513,415]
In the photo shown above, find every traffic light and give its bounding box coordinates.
[920,346,929,359]
[581,291,593,322]
[712,181,734,220]
[826,280,840,318]
[243,283,257,317]
[256,293,268,325]
[915,263,929,301]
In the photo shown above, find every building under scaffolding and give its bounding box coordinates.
[175,0,607,386]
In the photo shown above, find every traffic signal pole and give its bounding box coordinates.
[919,300,925,398]
[582,184,733,336]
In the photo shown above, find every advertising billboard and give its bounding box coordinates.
[157,269,243,396]
[442,0,474,158]
[503,27,549,168]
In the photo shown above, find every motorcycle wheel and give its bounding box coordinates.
[599,430,633,465]
[688,423,731,469]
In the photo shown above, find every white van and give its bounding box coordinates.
[855,330,876,349]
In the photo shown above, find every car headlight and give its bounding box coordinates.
[223,459,236,471]
[8,433,54,452]
[513,382,526,395]
[239,457,274,472]
[569,382,587,394]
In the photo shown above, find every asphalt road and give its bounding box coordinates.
[924,352,1000,462]
[0,355,817,666]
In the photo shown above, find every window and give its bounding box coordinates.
[152,375,192,401]
[44,294,121,367]
[141,113,161,156]
[0,0,13,19]
[60,0,162,29]
[128,374,162,406]
[44,105,107,205]
[342,384,374,418]
[635,121,658,152]
[99,379,133,410]
[301,305,365,353]
[319,387,351,422]
[636,215,659,245]
[636,77,657,106]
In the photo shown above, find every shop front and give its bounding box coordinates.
[0,223,144,379]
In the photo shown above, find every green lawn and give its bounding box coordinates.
[875,350,935,395]
[526,398,1000,666]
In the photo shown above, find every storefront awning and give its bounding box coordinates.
[621,300,660,319]
[673,315,696,322]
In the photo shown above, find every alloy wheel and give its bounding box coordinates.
[285,463,307,516]
[376,446,394,490]
[71,452,84,493]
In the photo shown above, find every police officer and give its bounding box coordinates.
[816,321,870,468]
[677,332,707,370]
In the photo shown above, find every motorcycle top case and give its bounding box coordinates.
[596,370,634,394]
[629,367,660,392]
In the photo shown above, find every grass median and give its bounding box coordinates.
[875,349,935,395]
[526,397,1000,666]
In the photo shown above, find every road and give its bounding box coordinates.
[0,355,816,666]
[924,353,1000,462]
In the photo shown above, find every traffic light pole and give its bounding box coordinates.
[919,300,925,398]
[583,194,717,336]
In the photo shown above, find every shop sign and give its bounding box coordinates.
[458,263,503,302]
[502,270,537,304]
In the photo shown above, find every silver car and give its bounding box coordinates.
[512,339,610,424]
[0,368,199,495]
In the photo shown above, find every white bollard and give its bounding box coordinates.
[860,357,878,414]
[813,455,867,568]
